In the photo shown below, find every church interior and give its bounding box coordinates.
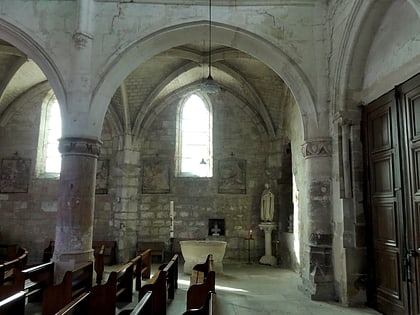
[0,1,419,314]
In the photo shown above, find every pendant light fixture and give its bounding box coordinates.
[201,0,220,94]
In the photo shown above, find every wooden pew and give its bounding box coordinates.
[18,260,55,302]
[92,241,117,265]
[186,255,215,310]
[138,269,167,315]
[0,247,28,284]
[137,241,165,263]
[42,261,93,315]
[118,290,152,315]
[43,241,55,263]
[158,254,178,300]
[86,272,117,315]
[55,292,90,315]
[139,249,152,280]
[0,290,25,315]
[114,261,134,302]
[182,291,215,315]
[54,261,135,315]
[94,244,105,284]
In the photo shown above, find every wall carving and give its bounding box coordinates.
[301,139,331,159]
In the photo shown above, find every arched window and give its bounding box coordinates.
[36,93,61,177]
[177,94,212,177]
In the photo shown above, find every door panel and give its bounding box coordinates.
[365,90,408,315]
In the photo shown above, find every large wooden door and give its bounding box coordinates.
[365,90,408,315]
[399,74,420,315]
[364,73,420,315]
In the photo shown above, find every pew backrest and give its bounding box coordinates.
[94,244,105,284]
[158,254,179,300]
[18,261,55,301]
[88,272,117,315]
[115,261,134,303]
[137,241,165,263]
[187,255,216,310]
[138,270,167,315]
[0,290,25,315]
[139,249,152,280]
[42,261,93,315]
[54,292,90,315]
[0,247,28,283]
[118,290,152,315]
[183,291,215,315]
[92,241,117,265]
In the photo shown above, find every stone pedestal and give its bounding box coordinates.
[258,222,277,266]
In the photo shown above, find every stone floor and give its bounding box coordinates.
[26,263,383,315]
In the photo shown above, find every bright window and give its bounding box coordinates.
[36,93,61,177]
[177,94,212,177]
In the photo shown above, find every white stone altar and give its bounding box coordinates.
[258,222,277,266]
[180,240,227,274]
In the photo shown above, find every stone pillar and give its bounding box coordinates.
[258,222,277,266]
[112,141,141,263]
[300,138,334,300]
[53,137,101,279]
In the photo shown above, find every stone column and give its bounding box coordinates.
[258,222,277,266]
[300,138,334,300]
[53,137,101,278]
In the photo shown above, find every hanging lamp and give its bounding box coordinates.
[201,0,220,94]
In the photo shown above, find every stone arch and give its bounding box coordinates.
[0,19,66,112]
[91,21,316,140]
[339,0,420,109]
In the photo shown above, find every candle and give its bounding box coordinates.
[249,229,253,240]
[170,201,174,238]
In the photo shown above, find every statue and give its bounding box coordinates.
[260,183,275,222]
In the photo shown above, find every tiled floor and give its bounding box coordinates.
[26,263,383,315]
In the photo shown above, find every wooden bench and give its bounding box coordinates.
[42,261,93,315]
[114,261,134,302]
[54,260,134,315]
[42,241,55,263]
[92,241,117,265]
[118,290,152,315]
[94,244,105,284]
[182,291,215,315]
[16,260,55,302]
[137,241,165,263]
[0,290,25,315]
[0,247,28,284]
[131,249,151,291]
[187,254,215,310]
[43,240,117,266]
[55,292,90,315]
[138,269,167,315]
[158,254,178,300]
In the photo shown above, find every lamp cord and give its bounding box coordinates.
[208,0,212,79]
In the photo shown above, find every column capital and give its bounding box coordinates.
[59,137,102,158]
[301,138,332,159]
[333,110,361,126]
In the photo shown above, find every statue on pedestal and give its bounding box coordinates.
[259,183,278,266]
[260,183,275,222]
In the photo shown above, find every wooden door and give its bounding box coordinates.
[364,90,409,315]
[399,74,420,315]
